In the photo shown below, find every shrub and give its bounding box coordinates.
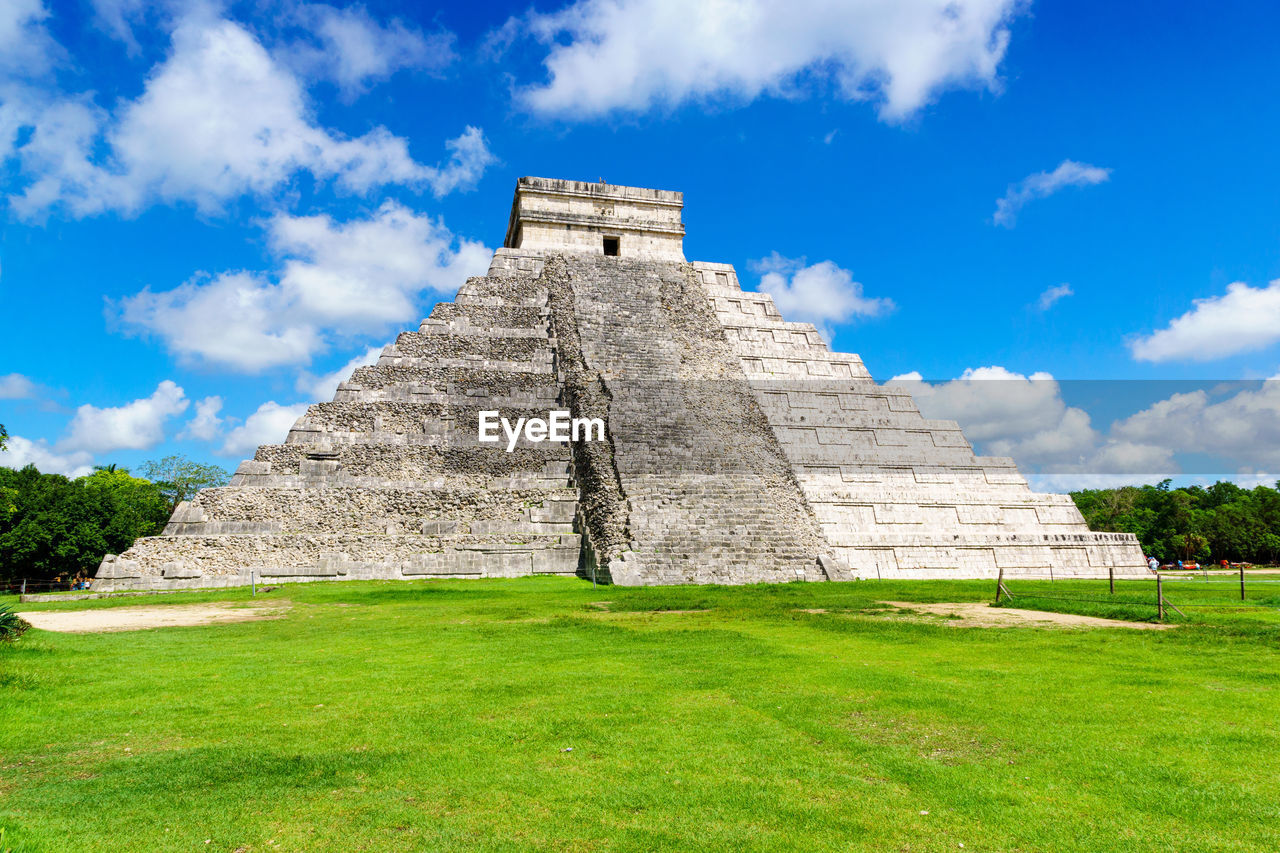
[0,604,31,642]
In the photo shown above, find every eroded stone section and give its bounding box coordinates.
[555,254,833,584]
[541,256,632,578]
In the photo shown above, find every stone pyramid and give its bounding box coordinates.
[94,177,1145,590]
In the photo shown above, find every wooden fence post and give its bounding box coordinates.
[1156,572,1164,621]
[1240,562,1246,602]
[995,568,1004,604]
[1109,565,1114,595]
[20,579,26,596]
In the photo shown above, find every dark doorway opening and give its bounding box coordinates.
[603,236,619,256]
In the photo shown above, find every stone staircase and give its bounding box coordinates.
[543,254,831,584]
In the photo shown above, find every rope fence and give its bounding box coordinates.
[994,566,1280,622]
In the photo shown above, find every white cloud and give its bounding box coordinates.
[109,18,423,210]
[1110,379,1280,470]
[888,367,1175,480]
[60,380,189,454]
[992,160,1111,227]
[512,0,1023,121]
[1037,283,1073,311]
[88,0,149,52]
[424,126,497,197]
[0,0,60,77]
[117,201,490,370]
[4,15,492,218]
[119,270,321,371]
[0,373,39,399]
[890,365,1086,447]
[218,401,309,457]
[178,395,224,441]
[890,367,1280,489]
[6,95,121,218]
[297,345,384,401]
[288,3,455,98]
[1129,280,1280,363]
[0,435,94,477]
[751,253,893,341]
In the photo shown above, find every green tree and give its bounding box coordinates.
[138,454,231,511]
[0,465,170,582]
[1072,480,1280,564]
[0,423,8,451]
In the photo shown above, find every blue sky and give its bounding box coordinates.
[2,0,1279,488]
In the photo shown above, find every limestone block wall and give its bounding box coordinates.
[691,262,1148,579]
[504,177,686,261]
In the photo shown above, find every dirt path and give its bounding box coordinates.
[17,602,289,633]
[881,601,1173,630]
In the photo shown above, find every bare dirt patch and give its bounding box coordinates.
[17,602,290,634]
[881,601,1173,630]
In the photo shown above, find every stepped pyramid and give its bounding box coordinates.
[94,177,1146,590]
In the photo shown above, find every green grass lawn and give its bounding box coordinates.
[2,576,1279,852]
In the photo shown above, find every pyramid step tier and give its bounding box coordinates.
[97,532,582,590]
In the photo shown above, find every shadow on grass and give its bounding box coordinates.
[2,745,409,850]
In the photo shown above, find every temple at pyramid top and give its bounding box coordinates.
[503,176,686,260]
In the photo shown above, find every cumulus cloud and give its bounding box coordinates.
[1129,280,1280,363]
[992,160,1111,227]
[0,435,94,477]
[218,401,309,457]
[0,373,39,399]
[1037,283,1073,311]
[751,253,893,341]
[117,201,490,371]
[60,380,189,454]
[1110,379,1280,470]
[178,396,224,441]
[0,0,61,77]
[4,15,492,218]
[287,3,455,98]
[888,367,1176,483]
[297,345,385,401]
[118,270,320,371]
[890,366,1090,449]
[889,367,1280,488]
[510,0,1023,120]
[7,95,124,218]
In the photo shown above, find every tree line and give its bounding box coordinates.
[1071,480,1280,564]
[1,453,229,584]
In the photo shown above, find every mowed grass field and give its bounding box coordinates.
[2,576,1279,852]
